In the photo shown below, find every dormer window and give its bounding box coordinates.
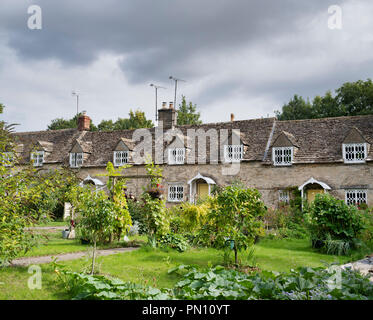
[343,143,367,163]
[272,147,293,166]
[70,152,83,168]
[114,151,129,166]
[168,148,185,165]
[224,145,243,162]
[31,151,44,167]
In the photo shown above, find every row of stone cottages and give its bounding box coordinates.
[8,103,373,208]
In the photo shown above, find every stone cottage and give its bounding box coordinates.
[10,103,373,208]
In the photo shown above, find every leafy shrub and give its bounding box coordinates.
[168,202,210,234]
[127,199,146,234]
[359,209,373,245]
[56,264,373,300]
[197,186,266,265]
[306,194,364,254]
[157,233,190,252]
[138,193,169,247]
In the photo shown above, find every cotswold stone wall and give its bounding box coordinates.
[75,161,373,207]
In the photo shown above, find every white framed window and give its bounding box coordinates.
[279,190,290,204]
[345,189,367,206]
[224,145,243,162]
[114,151,129,166]
[343,143,367,163]
[272,147,293,166]
[31,151,44,167]
[168,148,185,165]
[168,185,184,202]
[70,152,83,168]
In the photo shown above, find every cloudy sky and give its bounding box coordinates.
[0,0,372,131]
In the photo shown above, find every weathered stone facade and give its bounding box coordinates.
[11,111,373,208]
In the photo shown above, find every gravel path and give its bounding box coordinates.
[10,247,139,267]
[25,226,67,231]
[341,255,373,281]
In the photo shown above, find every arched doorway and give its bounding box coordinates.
[188,173,216,203]
[298,177,331,208]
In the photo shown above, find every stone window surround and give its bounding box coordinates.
[345,189,367,206]
[279,190,290,204]
[168,183,184,202]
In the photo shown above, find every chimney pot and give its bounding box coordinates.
[162,102,167,109]
[169,102,174,109]
[230,113,235,122]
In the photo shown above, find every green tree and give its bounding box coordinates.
[275,95,314,120]
[74,188,121,274]
[0,105,79,265]
[177,96,202,125]
[48,113,98,131]
[335,79,373,116]
[275,79,373,120]
[97,110,154,131]
[312,91,342,118]
[198,186,267,265]
[97,119,115,131]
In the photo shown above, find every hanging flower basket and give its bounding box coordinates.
[146,184,164,199]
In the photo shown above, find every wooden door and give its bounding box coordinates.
[307,189,324,203]
[197,183,209,200]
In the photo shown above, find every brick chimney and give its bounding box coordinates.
[78,112,91,131]
[158,102,177,130]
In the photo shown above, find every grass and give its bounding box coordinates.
[19,230,145,258]
[1,235,368,300]
[35,220,68,227]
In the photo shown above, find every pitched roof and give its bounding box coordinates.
[263,115,373,164]
[11,115,373,166]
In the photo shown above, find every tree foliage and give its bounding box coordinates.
[275,79,373,120]
[198,186,267,265]
[0,105,79,265]
[97,110,153,131]
[136,160,169,246]
[177,96,202,125]
[48,109,153,131]
[306,194,364,254]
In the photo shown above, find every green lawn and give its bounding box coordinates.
[1,235,364,300]
[35,221,68,227]
[20,230,145,258]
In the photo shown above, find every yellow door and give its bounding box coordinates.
[197,183,209,200]
[307,189,324,203]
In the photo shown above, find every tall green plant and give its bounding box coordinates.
[99,162,132,241]
[74,188,130,274]
[198,186,267,265]
[306,193,364,254]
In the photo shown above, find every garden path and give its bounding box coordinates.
[11,247,139,267]
[341,254,373,282]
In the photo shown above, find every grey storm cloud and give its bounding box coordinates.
[1,0,372,132]
[2,0,342,83]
